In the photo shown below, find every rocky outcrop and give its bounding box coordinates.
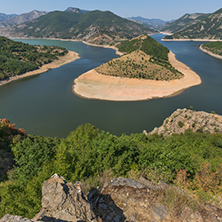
[2,175,222,222]
[33,174,97,222]
[147,108,222,137]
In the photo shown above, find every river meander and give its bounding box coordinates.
[0,34,221,137]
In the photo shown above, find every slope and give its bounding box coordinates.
[160,13,209,33]
[164,8,222,40]
[3,10,155,45]
[96,35,183,80]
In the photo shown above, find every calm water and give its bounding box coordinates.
[0,34,222,137]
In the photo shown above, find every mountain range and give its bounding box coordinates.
[160,13,209,33]
[0,10,47,29]
[0,13,17,21]
[0,10,154,45]
[128,16,167,29]
[165,8,222,40]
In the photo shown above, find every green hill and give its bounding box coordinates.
[0,36,68,80]
[160,13,209,33]
[201,41,222,56]
[164,8,222,40]
[96,35,183,80]
[6,10,154,45]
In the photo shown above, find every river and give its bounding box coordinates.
[0,34,221,137]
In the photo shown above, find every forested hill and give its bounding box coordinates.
[0,36,68,80]
[96,35,183,80]
[1,10,155,45]
[201,41,222,56]
[164,8,222,40]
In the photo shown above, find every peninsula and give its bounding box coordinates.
[199,42,222,60]
[73,35,201,101]
[0,36,79,86]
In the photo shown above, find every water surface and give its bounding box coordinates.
[0,35,221,137]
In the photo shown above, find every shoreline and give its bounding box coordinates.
[199,45,222,60]
[9,36,125,56]
[82,41,125,56]
[73,51,201,101]
[0,51,80,87]
[162,38,222,42]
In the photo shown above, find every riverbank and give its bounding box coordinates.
[9,36,125,56]
[0,51,80,86]
[162,38,222,42]
[199,45,222,60]
[82,41,125,56]
[73,51,201,101]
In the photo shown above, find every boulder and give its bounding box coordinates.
[33,174,97,222]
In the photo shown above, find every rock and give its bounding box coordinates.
[148,108,222,137]
[0,214,40,222]
[33,174,97,222]
[2,175,222,222]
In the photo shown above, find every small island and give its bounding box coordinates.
[0,36,79,86]
[73,35,201,101]
[200,42,222,60]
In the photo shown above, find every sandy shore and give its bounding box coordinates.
[199,45,222,60]
[73,51,201,101]
[0,51,80,86]
[82,41,125,56]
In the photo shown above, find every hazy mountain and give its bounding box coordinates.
[0,13,17,21]
[165,8,222,40]
[160,12,209,33]
[129,16,166,29]
[2,10,155,45]
[65,7,89,14]
[0,10,47,29]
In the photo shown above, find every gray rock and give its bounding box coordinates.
[33,174,97,222]
[0,214,40,222]
[148,108,222,137]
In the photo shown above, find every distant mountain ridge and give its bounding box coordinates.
[0,10,47,29]
[164,8,222,40]
[160,13,209,33]
[129,16,166,29]
[0,10,154,45]
[0,13,17,21]
[65,7,89,13]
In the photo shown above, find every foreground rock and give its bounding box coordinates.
[33,174,97,222]
[147,108,222,137]
[0,214,40,222]
[2,175,222,221]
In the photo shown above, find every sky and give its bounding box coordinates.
[1,0,222,21]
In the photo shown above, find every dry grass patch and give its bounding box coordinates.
[95,50,183,81]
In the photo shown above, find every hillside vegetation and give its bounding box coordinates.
[0,36,68,80]
[165,8,222,40]
[96,35,183,80]
[4,10,154,45]
[160,13,209,33]
[1,113,222,218]
[201,41,222,56]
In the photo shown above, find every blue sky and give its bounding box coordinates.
[1,0,222,21]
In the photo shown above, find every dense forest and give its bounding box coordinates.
[0,36,68,80]
[0,118,222,218]
[202,42,222,56]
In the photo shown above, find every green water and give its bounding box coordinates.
[0,34,222,137]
